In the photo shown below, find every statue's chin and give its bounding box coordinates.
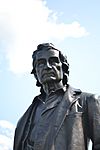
[41,77,56,84]
[41,77,62,85]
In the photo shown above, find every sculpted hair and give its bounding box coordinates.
[31,43,69,93]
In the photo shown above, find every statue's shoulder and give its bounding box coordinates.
[66,85,98,103]
[65,85,82,96]
[80,91,100,101]
[78,90,100,107]
[16,103,33,129]
[16,95,40,128]
[68,85,98,99]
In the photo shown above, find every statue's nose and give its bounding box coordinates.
[45,61,52,69]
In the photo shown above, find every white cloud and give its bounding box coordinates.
[0,0,89,74]
[0,135,12,150]
[0,120,15,150]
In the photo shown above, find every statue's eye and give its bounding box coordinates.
[49,57,60,65]
[36,59,46,67]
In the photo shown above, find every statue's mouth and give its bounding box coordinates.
[42,72,55,78]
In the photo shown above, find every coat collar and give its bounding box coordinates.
[36,85,82,115]
[37,85,82,104]
[53,85,82,140]
[41,89,64,115]
[67,85,82,102]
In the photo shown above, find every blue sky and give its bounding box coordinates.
[0,0,100,128]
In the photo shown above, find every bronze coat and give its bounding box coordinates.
[13,86,100,150]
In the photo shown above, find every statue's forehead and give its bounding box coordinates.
[36,49,59,60]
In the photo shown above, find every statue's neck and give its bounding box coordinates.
[42,80,64,95]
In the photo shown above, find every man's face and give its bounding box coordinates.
[35,49,63,85]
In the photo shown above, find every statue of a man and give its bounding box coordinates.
[13,43,100,150]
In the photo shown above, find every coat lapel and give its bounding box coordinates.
[54,85,82,138]
[41,95,62,115]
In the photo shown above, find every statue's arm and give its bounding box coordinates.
[86,94,100,150]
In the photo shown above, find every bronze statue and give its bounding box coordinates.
[13,43,100,150]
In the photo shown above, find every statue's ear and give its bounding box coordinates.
[62,62,69,75]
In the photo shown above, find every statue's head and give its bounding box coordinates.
[31,43,69,93]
